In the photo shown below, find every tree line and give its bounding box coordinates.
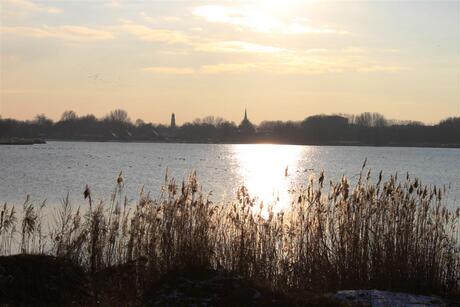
[0,109,459,147]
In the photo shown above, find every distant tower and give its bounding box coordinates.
[239,108,255,134]
[170,113,176,129]
[241,108,250,126]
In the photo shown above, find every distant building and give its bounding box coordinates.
[170,113,176,129]
[239,108,255,134]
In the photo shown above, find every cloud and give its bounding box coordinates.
[142,47,407,76]
[192,5,279,33]
[285,23,348,35]
[2,21,189,44]
[106,0,122,8]
[201,63,260,74]
[162,16,181,22]
[194,41,286,53]
[118,23,189,43]
[192,5,347,34]
[142,64,260,75]
[1,26,115,41]
[199,61,319,75]
[201,60,405,75]
[140,12,155,23]
[357,65,407,73]
[143,67,195,74]
[138,12,181,24]
[3,0,62,16]
[272,49,407,74]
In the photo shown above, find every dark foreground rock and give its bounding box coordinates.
[331,290,460,307]
[2,254,456,306]
[142,268,354,307]
[0,254,90,306]
[143,269,290,306]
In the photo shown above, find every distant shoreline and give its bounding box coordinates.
[1,137,459,148]
[0,138,46,145]
[2,112,458,149]
[40,138,460,149]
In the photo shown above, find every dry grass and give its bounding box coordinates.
[1,167,459,299]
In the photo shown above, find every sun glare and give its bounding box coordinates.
[193,2,317,34]
[233,144,303,217]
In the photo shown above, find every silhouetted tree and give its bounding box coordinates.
[108,109,130,123]
[32,114,54,137]
[353,112,388,127]
[34,114,53,126]
[302,115,348,144]
[61,110,78,121]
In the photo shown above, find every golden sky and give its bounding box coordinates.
[1,0,459,124]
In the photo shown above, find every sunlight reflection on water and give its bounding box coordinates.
[234,144,306,216]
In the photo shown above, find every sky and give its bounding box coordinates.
[0,0,459,125]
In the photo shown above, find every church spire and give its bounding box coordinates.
[239,107,254,134]
[170,113,176,129]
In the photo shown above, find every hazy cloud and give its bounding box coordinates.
[143,67,195,74]
[140,11,155,23]
[195,41,286,53]
[105,0,122,9]
[3,0,62,14]
[143,47,407,75]
[357,65,408,73]
[200,61,406,75]
[2,0,62,19]
[1,25,115,41]
[118,22,189,43]
[192,5,348,34]
[201,63,259,74]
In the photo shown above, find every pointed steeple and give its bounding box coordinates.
[239,107,254,133]
[170,113,176,129]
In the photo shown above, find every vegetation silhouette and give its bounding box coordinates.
[0,110,459,147]
[0,169,459,305]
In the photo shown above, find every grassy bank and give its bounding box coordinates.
[1,167,459,305]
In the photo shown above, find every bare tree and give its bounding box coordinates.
[61,110,78,121]
[135,119,145,127]
[34,114,53,126]
[108,109,130,123]
[354,112,388,127]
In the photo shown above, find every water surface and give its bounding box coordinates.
[0,142,458,209]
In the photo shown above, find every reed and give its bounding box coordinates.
[2,168,459,298]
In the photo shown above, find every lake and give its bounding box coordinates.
[0,142,459,210]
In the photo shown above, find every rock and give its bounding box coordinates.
[0,254,90,306]
[142,268,291,306]
[331,289,455,307]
